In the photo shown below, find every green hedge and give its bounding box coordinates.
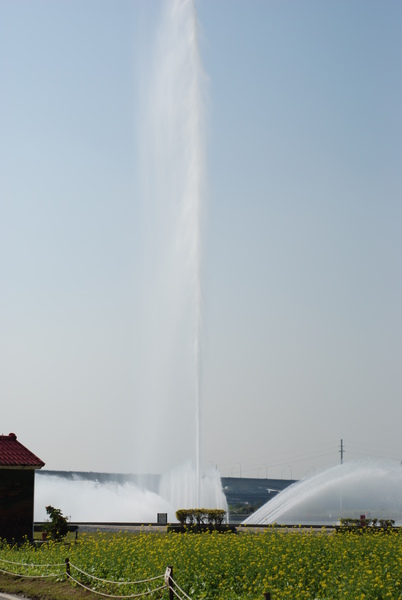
[175,508,227,526]
[339,517,395,529]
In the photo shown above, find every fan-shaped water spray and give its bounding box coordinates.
[35,464,227,522]
[35,475,170,522]
[243,459,402,526]
[159,461,227,511]
[34,0,227,520]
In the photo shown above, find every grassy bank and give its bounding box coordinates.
[0,571,91,600]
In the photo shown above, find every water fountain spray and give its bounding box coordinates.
[35,1,228,521]
[139,0,207,503]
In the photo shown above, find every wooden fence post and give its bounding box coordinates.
[168,565,173,600]
[263,592,271,600]
[65,557,70,577]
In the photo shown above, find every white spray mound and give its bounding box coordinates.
[243,459,402,526]
[35,463,227,523]
[159,462,228,511]
[34,475,171,522]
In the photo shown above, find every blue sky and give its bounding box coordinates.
[1,0,401,480]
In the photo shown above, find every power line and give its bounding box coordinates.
[228,451,339,477]
[219,441,340,470]
[347,440,402,454]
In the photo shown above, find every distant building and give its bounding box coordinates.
[0,433,45,541]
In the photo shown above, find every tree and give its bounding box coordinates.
[44,505,69,541]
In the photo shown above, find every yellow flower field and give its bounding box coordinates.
[1,527,402,599]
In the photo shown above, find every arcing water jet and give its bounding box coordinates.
[243,459,402,526]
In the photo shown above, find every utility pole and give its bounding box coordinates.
[340,439,344,464]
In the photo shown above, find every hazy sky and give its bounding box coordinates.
[1,0,401,481]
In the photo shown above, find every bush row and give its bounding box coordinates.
[339,517,395,528]
[175,508,226,525]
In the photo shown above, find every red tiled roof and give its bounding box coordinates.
[0,433,45,468]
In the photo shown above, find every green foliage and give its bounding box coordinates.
[2,528,402,598]
[43,505,70,541]
[175,508,226,526]
[339,517,395,529]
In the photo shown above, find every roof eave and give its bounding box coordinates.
[0,465,45,470]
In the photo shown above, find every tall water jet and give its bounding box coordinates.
[243,459,402,526]
[134,0,222,509]
[32,2,227,522]
[30,2,226,522]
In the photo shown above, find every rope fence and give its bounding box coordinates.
[69,562,165,585]
[0,555,65,579]
[0,554,192,600]
[66,559,167,599]
[164,567,191,600]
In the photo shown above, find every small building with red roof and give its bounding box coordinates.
[0,433,45,541]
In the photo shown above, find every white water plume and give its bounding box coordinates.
[34,474,171,523]
[35,467,227,523]
[33,2,226,523]
[159,461,227,511]
[135,0,207,495]
[243,459,402,526]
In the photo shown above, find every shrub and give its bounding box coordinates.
[175,508,226,526]
[339,517,395,531]
[43,505,70,541]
